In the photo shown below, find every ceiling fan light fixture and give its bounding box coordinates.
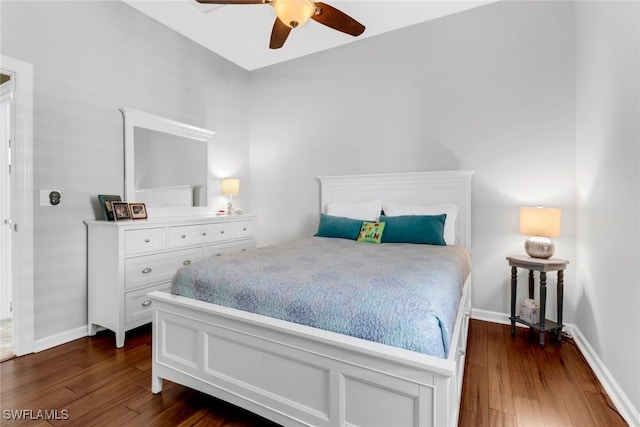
[272,0,315,29]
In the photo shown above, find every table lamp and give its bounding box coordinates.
[519,206,561,259]
[222,178,240,215]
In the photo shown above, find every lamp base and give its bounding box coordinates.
[524,236,555,259]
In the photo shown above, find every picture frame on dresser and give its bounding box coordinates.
[97,194,121,221]
[112,202,131,221]
[129,203,148,220]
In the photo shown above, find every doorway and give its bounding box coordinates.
[0,55,34,358]
[1,72,13,360]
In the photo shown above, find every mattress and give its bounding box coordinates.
[171,237,471,358]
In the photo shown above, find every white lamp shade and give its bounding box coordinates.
[222,178,240,196]
[519,207,561,237]
[273,0,315,28]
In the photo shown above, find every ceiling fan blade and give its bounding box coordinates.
[311,2,365,37]
[270,18,292,49]
[196,0,269,4]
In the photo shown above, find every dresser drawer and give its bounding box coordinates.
[168,225,197,248]
[168,222,232,248]
[125,282,172,326]
[233,220,254,240]
[207,222,233,243]
[203,239,255,258]
[125,248,201,290]
[125,228,167,256]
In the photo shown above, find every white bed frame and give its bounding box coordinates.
[149,170,474,427]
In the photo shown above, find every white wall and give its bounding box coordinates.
[1,1,251,340]
[249,1,577,319]
[575,1,640,414]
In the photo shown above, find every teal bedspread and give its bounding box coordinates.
[171,237,471,358]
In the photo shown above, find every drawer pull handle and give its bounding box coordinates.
[181,234,186,239]
[141,300,152,307]
[202,232,207,236]
[220,230,225,234]
[183,260,191,265]
[243,227,247,231]
[144,239,150,243]
[241,248,247,252]
[142,268,152,274]
[215,253,222,257]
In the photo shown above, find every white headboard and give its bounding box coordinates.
[318,170,475,251]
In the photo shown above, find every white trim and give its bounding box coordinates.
[471,308,514,326]
[0,76,14,321]
[470,308,640,426]
[0,55,34,356]
[568,326,640,426]
[33,326,88,353]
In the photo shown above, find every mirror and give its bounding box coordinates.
[121,108,215,216]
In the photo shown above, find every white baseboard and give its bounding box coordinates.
[33,325,88,353]
[471,308,512,325]
[471,308,640,426]
[567,325,640,426]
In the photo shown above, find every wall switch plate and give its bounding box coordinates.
[40,190,61,206]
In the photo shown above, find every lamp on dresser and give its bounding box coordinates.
[519,206,562,259]
[222,178,240,215]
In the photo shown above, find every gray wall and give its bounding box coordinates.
[1,0,251,340]
[249,1,577,319]
[575,1,640,411]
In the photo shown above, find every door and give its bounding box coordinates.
[0,55,34,356]
[1,73,13,359]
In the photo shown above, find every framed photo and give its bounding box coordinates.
[112,202,131,221]
[97,194,121,221]
[129,202,148,220]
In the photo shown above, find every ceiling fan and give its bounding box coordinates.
[196,0,366,49]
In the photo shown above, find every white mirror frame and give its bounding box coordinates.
[121,107,215,217]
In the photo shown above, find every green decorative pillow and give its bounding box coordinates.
[380,214,446,245]
[357,221,386,243]
[315,213,362,240]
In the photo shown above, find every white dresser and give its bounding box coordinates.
[85,214,255,347]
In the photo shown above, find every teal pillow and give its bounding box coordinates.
[357,221,386,243]
[380,214,447,245]
[315,214,362,240]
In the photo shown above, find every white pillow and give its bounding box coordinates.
[382,202,458,245]
[325,199,383,221]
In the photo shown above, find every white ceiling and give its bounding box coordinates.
[122,0,492,71]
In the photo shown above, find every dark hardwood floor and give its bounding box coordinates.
[459,320,627,427]
[0,320,627,426]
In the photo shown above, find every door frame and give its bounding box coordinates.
[1,75,13,320]
[1,55,34,356]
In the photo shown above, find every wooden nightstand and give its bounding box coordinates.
[507,255,569,346]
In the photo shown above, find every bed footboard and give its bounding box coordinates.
[150,277,470,427]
